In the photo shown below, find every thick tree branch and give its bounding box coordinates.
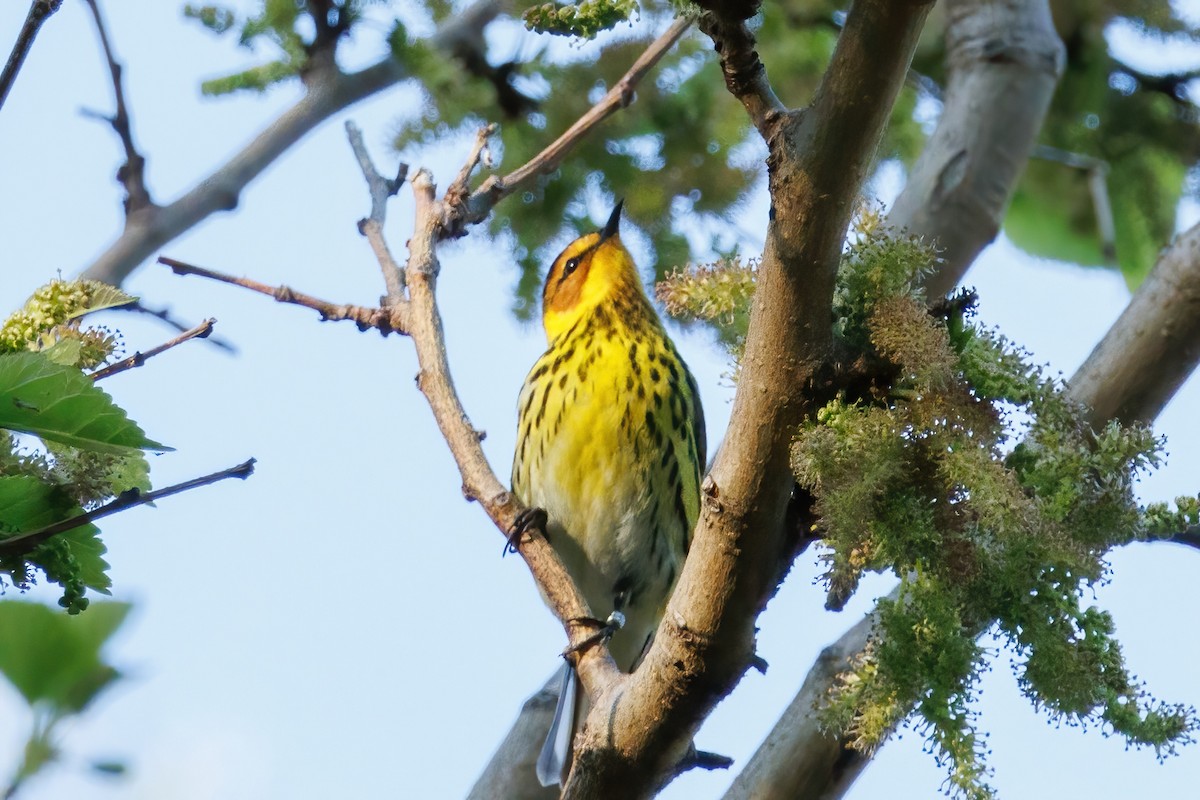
[82,0,153,216]
[0,459,255,556]
[78,1,504,288]
[0,0,61,112]
[702,2,1066,797]
[889,0,1065,297]
[1069,221,1200,426]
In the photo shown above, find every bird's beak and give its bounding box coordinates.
[599,199,624,243]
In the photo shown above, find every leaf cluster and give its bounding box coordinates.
[0,281,164,613]
[656,256,756,353]
[784,232,1197,797]
[523,0,639,40]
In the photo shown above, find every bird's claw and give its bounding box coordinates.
[505,506,548,556]
[564,611,626,657]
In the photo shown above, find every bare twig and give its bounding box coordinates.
[82,0,153,215]
[158,256,406,334]
[446,122,497,208]
[0,459,256,556]
[345,121,408,300]
[458,16,694,229]
[89,318,216,381]
[124,301,237,353]
[0,0,61,112]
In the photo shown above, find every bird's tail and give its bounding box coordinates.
[536,662,578,787]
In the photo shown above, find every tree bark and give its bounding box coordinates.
[888,0,1065,297]
[1068,221,1200,426]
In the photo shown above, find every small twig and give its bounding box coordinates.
[459,16,694,228]
[445,122,497,207]
[345,121,408,301]
[0,459,256,556]
[90,318,216,381]
[678,747,735,775]
[124,301,237,352]
[0,0,61,112]
[158,256,407,335]
[82,0,153,215]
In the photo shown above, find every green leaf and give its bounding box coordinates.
[0,352,169,453]
[1005,159,1107,268]
[0,600,130,711]
[64,283,136,321]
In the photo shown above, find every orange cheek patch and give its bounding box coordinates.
[546,259,591,315]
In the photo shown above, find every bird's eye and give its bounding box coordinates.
[562,257,581,278]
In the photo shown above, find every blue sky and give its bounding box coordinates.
[1,2,1198,798]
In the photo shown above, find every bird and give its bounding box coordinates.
[511,200,706,786]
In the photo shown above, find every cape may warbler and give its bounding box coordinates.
[512,201,706,785]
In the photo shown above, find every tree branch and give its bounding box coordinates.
[89,317,216,381]
[0,0,61,113]
[346,120,408,299]
[81,0,153,216]
[457,16,693,232]
[0,459,255,556]
[158,256,406,334]
[78,1,505,288]
[1068,221,1200,425]
[889,0,1065,298]
[697,11,785,140]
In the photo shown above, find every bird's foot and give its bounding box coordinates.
[564,610,626,657]
[505,506,547,556]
